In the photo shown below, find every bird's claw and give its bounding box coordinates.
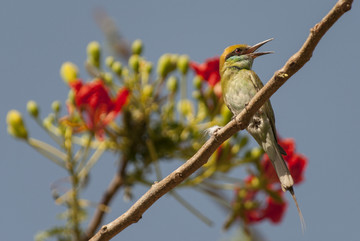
[205,125,222,141]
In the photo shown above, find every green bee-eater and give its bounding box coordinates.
[220,39,304,227]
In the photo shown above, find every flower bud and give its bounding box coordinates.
[131,39,143,55]
[177,54,189,75]
[177,99,194,117]
[193,76,202,89]
[192,90,201,100]
[87,41,101,67]
[122,67,130,78]
[105,56,115,68]
[238,189,247,199]
[27,100,39,118]
[250,176,261,189]
[129,55,140,73]
[166,76,178,93]
[7,110,28,139]
[196,102,207,121]
[244,200,257,210]
[170,54,179,67]
[60,62,78,83]
[157,54,172,78]
[231,144,240,155]
[43,114,55,130]
[52,101,61,113]
[112,61,122,76]
[180,129,190,140]
[250,147,263,160]
[103,72,113,84]
[142,84,153,99]
[141,62,152,85]
[143,62,153,75]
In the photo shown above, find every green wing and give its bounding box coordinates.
[248,71,287,155]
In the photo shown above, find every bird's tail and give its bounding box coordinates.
[261,136,294,191]
[262,135,306,231]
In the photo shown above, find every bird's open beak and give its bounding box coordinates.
[246,38,274,58]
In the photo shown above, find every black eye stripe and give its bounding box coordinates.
[225,47,247,60]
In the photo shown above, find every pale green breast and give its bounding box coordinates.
[222,69,258,115]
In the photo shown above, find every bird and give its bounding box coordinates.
[219,38,305,229]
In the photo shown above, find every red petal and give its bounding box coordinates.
[245,209,264,224]
[262,155,279,184]
[263,193,287,223]
[190,57,220,87]
[288,154,307,184]
[76,80,112,109]
[113,88,130,113]
[69,79,83,92]
[279,138,296,157]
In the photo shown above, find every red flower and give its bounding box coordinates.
[190,57,220,87]
[262,138,307,185]
[69,79,129,139]
[237,184,287,224]
[262,192,287,223]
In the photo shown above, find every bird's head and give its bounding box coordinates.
[219,38,273,76]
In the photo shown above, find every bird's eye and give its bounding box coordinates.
[235,48,242,54]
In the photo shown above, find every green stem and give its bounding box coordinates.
[76,134,94,173]
[28,138,66,168]
[195,185,232,209]
[170,191,213,226]
[145,139,162,181]
[72,136,100,148]
[78,142,106,179]
[200,180,238,190]
[153,77,165,102]
[212,173,245,185]
[35,117,63,147]
[64,134,82,241]
[180,74,187,100]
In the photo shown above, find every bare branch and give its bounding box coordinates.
[89,1,353,240]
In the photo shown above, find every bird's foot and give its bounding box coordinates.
[205,125,222,141]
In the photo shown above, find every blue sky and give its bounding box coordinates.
[1,1,360,241]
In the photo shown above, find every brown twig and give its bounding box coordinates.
[89,1,353,240]
[83,155,129,240]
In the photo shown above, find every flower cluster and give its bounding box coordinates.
[68,79,129,139]
[230,138,307,226]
